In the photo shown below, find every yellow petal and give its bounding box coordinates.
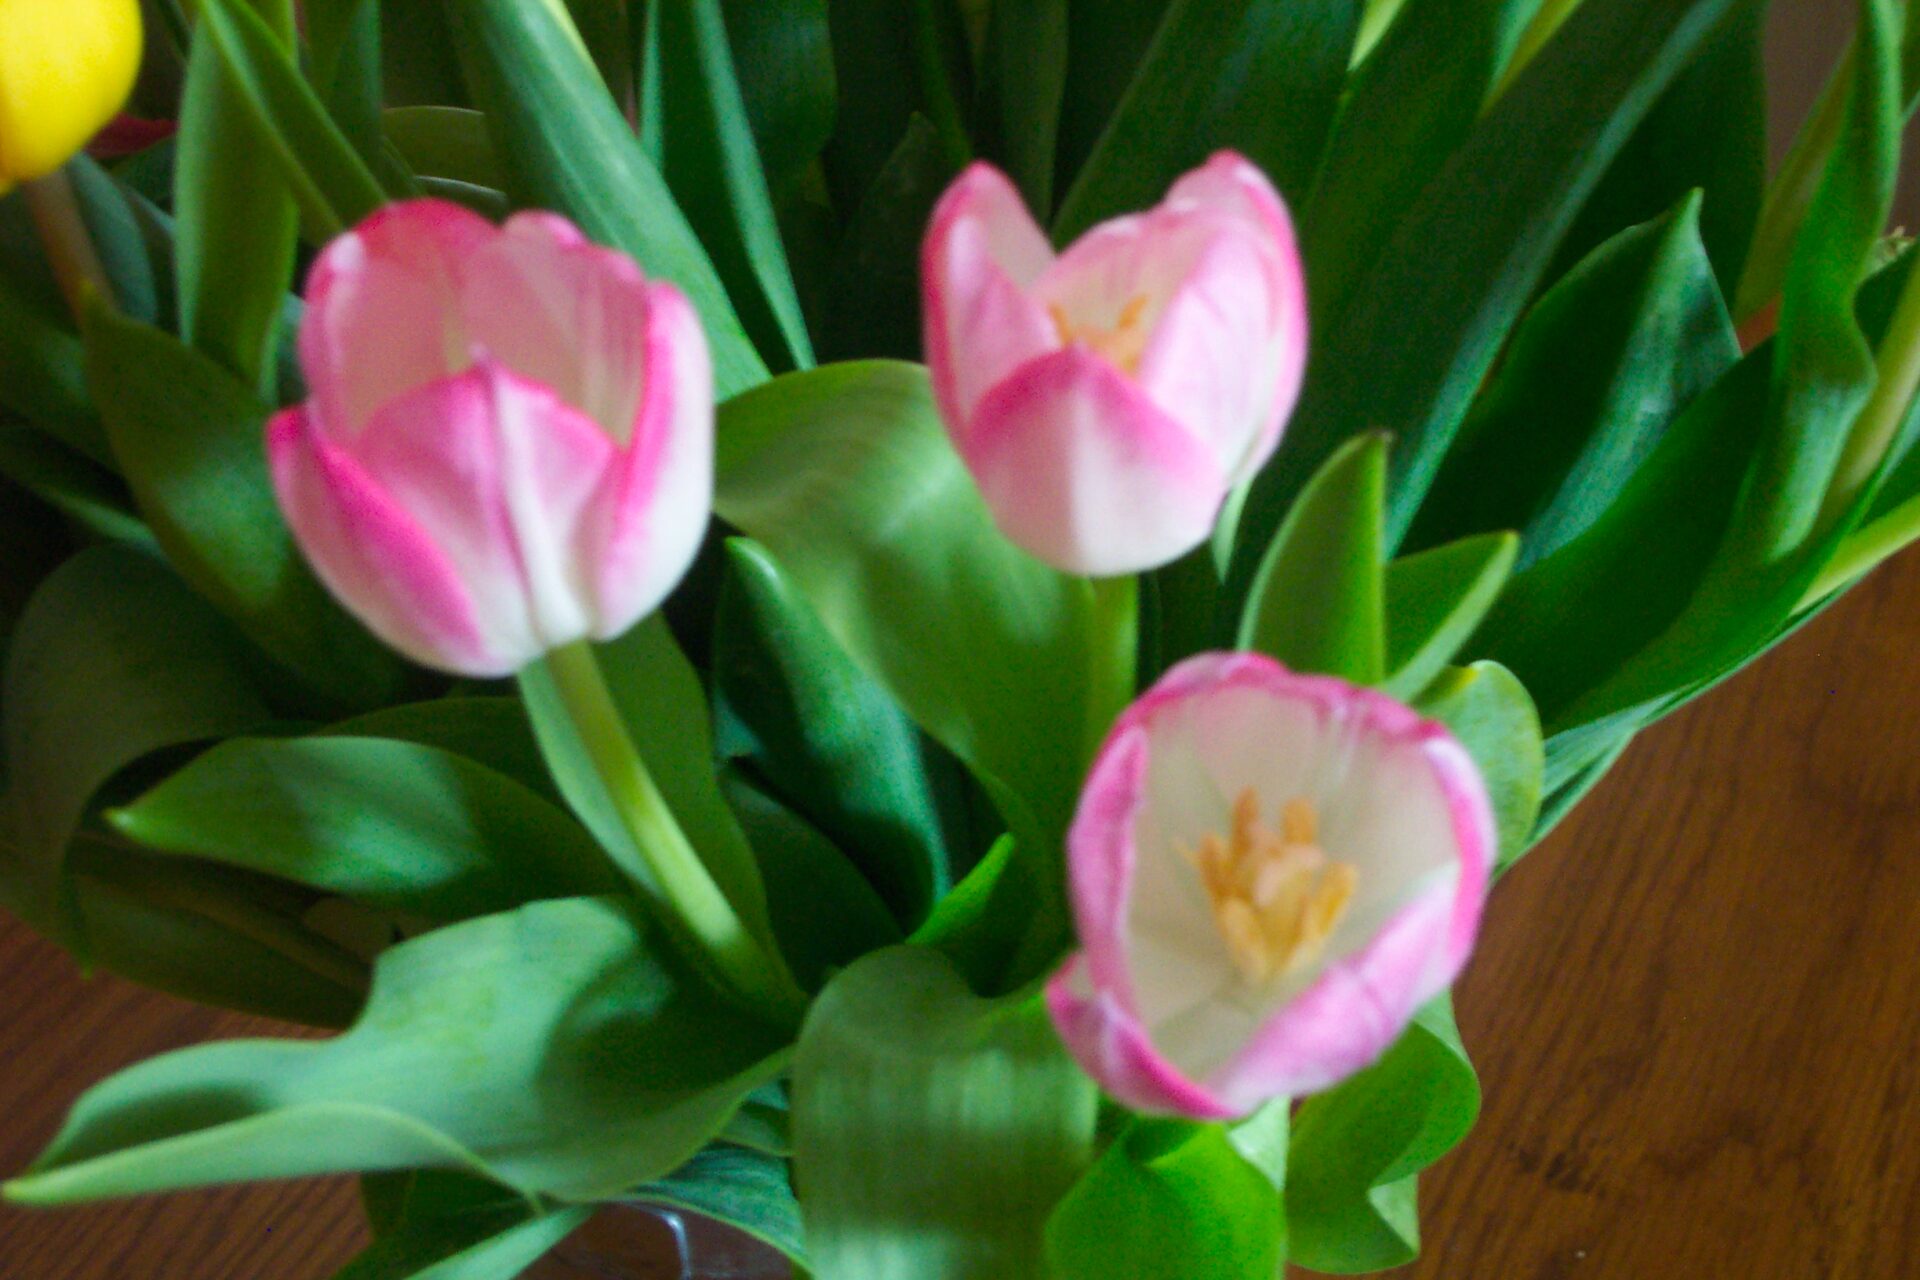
[0,0,144,184]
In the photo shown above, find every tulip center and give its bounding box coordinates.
[1181,789,1358,987]
[1049,294,1153,374]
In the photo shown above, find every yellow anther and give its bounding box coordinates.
[1047,293,1154,373]
[1179,789,1358,986]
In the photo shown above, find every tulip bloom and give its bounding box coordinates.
[1046,654,1493,1117]
[921,152,1306,576]
[0,0,143,193]
[268,200,713,677]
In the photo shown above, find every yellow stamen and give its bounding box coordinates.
[1048,294,1154,373]
[1178,789,1358,986]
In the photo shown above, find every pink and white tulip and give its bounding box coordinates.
[1046,653,1493,1117]
[921,152,1307,576]
[267,199,713,677]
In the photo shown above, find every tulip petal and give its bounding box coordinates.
[961,349,1227,576]
[921,163,1058,432]
[266,406,504,675]
[587,284,715,638]
[1045,956,1241,1121]
[300,199,495,436]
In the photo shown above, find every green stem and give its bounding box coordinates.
[1085,574,1140,760]
[22,169,113,322]
[541,641,800,1023]
[1734,40,1855,323]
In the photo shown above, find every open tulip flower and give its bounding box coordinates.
[921,151,1307,576]
[268,199,714,678]
[1047,653,1494,1118]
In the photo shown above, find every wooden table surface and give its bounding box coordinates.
[4,544,1918,1278]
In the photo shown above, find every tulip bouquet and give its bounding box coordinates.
[2,0,1916,1275]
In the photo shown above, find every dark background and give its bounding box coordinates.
[3,4,1917,1277]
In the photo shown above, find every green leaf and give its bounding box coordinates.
[820,0,933,214]
[978,0,1070,215]
[1285,998,1478,1274]
[1407,191,1739,572]
[0,425,151,549]
[6,897,789,1206]
[792,947,1098,1279]
[70,837,369,1029]
[1226,0,1745,598]
[1237,434,1387,684]
[334,1169,590,1280]
[442,0,767,399]
[382,107,505,191]
[518,620,778,956]
[631,1145,807,1266]
[1052,0,1171,193]
[199,0,398,236]
[653,0,816,372]
[1554,0,1766,292]
[109,736,622,922]
[1053,0,1358,241]
[0,548,269,947]
[81,300,406,710]
[719,0,835,198]
[323,698,558,803]
[0,255,111,465]
[1382,533,1517,700]
[175,0,299,396]
[713,538,951,927]
[1045,1120,1285,1280]
[714,363,1121,911]
[908,835,1037,994]
[723,771,903,992]
[1414,663,1544,872]
[1302,0,1541,331]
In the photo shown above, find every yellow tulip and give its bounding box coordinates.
[0,0,144,195]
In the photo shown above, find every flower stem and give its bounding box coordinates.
[1085,574,1139,760]
[23,168,113,323]
[541,641,800,1023]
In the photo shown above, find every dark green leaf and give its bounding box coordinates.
[1286,998,1478,1273]
[821,0,930,212]
[0,547,269,946]
[1052,0,1171,195]
[1415,663,1544,872]
[334,1167,589,1280]
[382,107,503,190]
[0,260,111,465]
[1238,434,1387,684]
[443,0,766,399]
[1382,533,1517,700]
[632,1145,807,1266]
[713,539,951,927]
[720,0,834,199]
[1407,191,1739,571]
[1054,0,1358,241]
[792,947,1098,1279]
[82,300,406,710]
[1045,1120,1285,1280]
[0,424,150,548]
[324,698,557,804]
[7,897,789,1206]
[978,0,1069,215]
[110,736,621,921]
[305,0,395,185]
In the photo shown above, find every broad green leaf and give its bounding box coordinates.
[720,0,835,198]
[81,300,406,710]
[1238,434,1387,685]
[792,947,1098,1279]
[0,256,112,465]
[70,836,369,1029]
[1045,1120,1285,1280]
[518,620,779,959]
[724,771,903,991]
[1554,0,1766,292]
[979,0,1069,215]
[1382,533,1517,700]
[0,425,151,549]
[908,835,1036,994]
[380,3,469,106]
[200,0,399,237]
[1532,723,1637,845]
[382,107,504,191]
[324,698,557,804]
[1286,998,1478,1273]
[443,0,766,399]
[714,363,1120,910]
[175,0,299,396]
[0,548,269,946]
[631,1145,807,1266]
[1407,191,1739,571]
[1415,663,1544,871]
[1053,0,1358,241]
[110,736,621,922]
[716,1083,793,1157]
[713,538,951,927]
[1226,0,1745,598]
[1052,0,1171,193]
[334,1168,590,1280]
[652,0,815,372]
[820,0,945,214]
[1302,0,1542,330]
[60,157,168,327]
[7,897,789,1206]
[817,114,955,362]
[305,0,395,186]
[562,0,634,107]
